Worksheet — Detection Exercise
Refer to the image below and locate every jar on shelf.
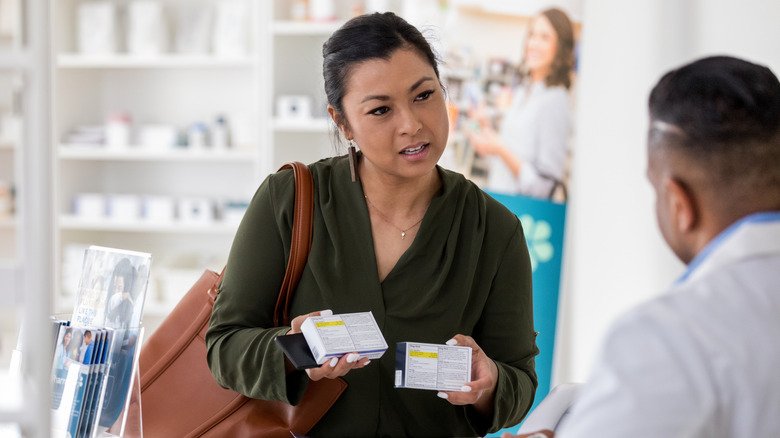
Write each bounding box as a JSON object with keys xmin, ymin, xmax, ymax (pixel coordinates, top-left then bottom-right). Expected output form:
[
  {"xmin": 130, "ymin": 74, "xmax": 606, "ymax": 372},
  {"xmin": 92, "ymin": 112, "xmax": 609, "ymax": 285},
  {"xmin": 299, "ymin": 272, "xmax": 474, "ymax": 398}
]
[
  {"xmin": 105, "ymin": 112, "xmax": 132, "ymax": 149},
  {"xmin": 187, "ymin": 122, "xmax": 209, "ymax": 150}
]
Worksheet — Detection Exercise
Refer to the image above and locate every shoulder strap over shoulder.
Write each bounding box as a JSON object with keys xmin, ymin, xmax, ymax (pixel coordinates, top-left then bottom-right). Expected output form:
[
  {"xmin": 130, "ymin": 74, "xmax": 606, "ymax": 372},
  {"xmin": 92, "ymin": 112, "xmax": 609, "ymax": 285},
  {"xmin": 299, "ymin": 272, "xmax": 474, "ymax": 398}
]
[{"xmin": 274, "ymin": 162, "xmax": 314, "ymax": 327}]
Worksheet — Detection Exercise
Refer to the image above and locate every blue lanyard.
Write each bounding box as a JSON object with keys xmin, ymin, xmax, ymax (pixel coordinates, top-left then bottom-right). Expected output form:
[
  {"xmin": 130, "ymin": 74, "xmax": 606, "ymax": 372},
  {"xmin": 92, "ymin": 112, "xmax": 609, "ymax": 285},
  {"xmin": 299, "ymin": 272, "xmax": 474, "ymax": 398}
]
[{"xmin": 676, "ymin": 211, "xmax": 780, "ymax": 284}]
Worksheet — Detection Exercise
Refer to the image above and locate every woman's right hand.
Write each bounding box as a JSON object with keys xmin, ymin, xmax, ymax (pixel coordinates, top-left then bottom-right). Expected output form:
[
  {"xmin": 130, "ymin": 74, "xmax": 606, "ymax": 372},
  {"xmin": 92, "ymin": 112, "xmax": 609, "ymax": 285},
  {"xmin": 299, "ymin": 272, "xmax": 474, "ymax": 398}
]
[{"xmin": 288, "ymin": 310, "xmax": 371, "ymax": 381}]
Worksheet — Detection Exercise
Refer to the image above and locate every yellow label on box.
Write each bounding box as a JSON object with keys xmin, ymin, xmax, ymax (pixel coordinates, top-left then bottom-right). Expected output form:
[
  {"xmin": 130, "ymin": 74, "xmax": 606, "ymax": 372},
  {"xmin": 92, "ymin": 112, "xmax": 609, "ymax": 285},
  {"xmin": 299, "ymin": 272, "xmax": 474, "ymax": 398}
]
[
  {"xmin": 409, "ymin": 351, "xmax": 438, "ymax": 359},
  {"xmin": 316, "ymin": 321, "xmax": 346, "ymax": 328}
]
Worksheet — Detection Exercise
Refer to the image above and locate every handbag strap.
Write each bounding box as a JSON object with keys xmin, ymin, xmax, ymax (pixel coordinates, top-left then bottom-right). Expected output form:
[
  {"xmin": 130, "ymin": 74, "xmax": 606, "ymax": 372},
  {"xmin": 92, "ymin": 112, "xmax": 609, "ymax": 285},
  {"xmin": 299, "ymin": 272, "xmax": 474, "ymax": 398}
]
[{"xmin": 273, "ymin": 162, "xmax": 314, "ymax": 327}]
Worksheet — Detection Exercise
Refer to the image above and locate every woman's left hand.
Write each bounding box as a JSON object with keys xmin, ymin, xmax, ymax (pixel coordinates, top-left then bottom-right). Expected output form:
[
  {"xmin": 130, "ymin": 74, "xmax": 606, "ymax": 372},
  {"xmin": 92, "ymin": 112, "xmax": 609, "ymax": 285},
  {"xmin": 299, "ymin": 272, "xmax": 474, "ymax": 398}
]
[{"xmin": 437, "ymin": 334, "xmax": 499, "ymax": 416}]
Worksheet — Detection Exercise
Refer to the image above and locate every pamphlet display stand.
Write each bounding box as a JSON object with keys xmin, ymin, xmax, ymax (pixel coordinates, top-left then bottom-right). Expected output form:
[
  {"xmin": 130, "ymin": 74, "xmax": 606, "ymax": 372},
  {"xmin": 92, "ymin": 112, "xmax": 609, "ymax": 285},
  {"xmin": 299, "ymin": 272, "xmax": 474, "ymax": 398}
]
[{"xmin": 105, "ymin": 327, "xmax": 145, "ymax": 438}]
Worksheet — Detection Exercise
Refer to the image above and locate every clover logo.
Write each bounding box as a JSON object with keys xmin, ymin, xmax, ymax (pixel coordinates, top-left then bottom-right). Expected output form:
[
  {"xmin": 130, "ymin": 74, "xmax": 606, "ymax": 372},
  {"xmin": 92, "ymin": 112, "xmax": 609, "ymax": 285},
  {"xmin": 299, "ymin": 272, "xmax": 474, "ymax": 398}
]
[{"xmin": 519, "ymin": 215, "xmax": 554, "ymax": 272}]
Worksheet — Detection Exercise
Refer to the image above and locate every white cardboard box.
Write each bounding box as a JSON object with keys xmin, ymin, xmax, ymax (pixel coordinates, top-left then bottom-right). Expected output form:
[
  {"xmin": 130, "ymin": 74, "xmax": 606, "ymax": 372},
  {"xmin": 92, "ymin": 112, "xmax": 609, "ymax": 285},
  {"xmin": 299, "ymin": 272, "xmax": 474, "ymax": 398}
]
[
  {"xmin": 395, "ymin": 342, "xmax": 472, "ymax": 391},
  {"xmin": 300, "ymin": 312, "xmax": 388, "ymax": 365}
]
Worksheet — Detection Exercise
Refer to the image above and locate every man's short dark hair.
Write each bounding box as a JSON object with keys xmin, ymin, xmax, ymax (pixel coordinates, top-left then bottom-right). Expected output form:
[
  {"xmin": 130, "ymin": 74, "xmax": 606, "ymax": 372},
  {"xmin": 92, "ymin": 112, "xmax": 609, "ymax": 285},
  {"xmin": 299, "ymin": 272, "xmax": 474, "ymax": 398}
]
[{"xmin": 648, "ymin": 55, "xmax": 780, "ymax": 191}]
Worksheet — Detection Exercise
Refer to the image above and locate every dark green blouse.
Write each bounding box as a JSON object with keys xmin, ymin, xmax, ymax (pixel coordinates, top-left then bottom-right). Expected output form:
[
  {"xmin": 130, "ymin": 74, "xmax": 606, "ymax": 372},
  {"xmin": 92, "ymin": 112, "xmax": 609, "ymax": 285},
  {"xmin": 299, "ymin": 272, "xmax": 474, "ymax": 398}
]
[{"xmin": 206, "ymin": 155, "xmax": 538, "ymax": 437}]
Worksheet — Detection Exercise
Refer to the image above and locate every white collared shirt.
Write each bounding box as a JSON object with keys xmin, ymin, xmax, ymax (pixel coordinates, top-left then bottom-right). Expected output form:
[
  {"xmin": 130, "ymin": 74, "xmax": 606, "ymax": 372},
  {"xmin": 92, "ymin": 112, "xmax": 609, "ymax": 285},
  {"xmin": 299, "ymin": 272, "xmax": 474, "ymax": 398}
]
[{"xmin": 558, "ymin": 213, "xmax": 780, "ymax": 437}]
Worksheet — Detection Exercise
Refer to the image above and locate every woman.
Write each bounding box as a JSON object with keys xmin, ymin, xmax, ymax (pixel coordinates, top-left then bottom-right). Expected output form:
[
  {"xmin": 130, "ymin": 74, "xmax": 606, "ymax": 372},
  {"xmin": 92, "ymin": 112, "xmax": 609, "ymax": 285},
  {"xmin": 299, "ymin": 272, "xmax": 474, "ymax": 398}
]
[
  {"xmin": 469, "ymin": 8, "xmax": 575, "ymax": 199},
  {"xmin": 206, "ymin": 12, "xmax": 538, "ymax": 436}
]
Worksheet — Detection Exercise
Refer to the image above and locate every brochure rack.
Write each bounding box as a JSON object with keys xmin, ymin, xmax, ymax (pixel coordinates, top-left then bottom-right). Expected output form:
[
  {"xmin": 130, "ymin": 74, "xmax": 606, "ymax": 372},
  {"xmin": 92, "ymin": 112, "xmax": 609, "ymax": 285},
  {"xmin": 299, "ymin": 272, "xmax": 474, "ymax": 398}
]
[{"xmin": 105, "ymin": 327, "xmax": 145, "ymax": 438}]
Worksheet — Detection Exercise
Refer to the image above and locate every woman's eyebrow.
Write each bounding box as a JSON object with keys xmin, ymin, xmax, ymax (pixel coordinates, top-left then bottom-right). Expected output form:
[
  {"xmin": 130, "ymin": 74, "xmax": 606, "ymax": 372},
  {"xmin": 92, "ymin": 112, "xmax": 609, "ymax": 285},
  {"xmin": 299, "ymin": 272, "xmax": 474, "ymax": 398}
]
[{"xmin": 359, "ymin": 76, "xmax": 435, "ymax": 104}]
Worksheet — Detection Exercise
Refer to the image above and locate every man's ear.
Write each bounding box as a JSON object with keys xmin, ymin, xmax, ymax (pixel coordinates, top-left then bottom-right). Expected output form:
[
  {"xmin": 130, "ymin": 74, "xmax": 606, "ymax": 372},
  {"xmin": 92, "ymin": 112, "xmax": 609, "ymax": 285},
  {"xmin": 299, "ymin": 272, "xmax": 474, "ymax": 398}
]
[
  {"xmin": 666, "ymin": 177, "xmax": 698, "ymax": 233},
  {"xmin": 327, "ymin": 105, "xmax": 352, "ymax": 140}
]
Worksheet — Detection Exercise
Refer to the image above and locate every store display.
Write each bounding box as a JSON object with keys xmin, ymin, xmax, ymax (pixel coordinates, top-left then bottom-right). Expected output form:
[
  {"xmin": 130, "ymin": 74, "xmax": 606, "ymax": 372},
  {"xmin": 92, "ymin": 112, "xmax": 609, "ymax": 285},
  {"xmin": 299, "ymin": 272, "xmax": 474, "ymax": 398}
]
[{"xmin": 51, "ymin": 246, "xmax": 151, "ymax": 438}]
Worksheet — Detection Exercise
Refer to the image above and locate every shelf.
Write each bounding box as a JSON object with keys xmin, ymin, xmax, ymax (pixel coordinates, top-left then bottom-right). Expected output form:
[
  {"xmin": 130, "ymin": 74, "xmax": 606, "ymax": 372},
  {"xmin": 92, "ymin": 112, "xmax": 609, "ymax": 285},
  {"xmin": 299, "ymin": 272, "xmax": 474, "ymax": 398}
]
[
  {"xmin": 272, "ymin": 118, "xmax": 331, "ymax": 133},
  {"xmin": 272, "ymin": 20, "xmax": 345, "ymax": 36},
  {"xmin": 58, "ymin": 146, "xmax": 257, "ymax": 163},
  {"xmin": 60, "ymin": 216, "xmax": 240, "ymax": 234},
  {"xmin": 56, "ymin": 54, "xmax": 254, "ymax": 69}
]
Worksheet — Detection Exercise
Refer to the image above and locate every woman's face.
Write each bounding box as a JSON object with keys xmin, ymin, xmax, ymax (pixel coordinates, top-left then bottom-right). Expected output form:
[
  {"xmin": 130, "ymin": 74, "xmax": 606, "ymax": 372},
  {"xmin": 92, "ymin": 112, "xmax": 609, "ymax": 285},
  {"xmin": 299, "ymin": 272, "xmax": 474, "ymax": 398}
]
[
  {"xmin": 334, "ymin": 48, "xmax": 449, "ymax": 182},
  {"xmin": 63, "ymin": 332, "xmax": 72, "ymax": 346},
  {"xmin": 524, "ymin": 15, "xmax": 559, "ymax": 75}
]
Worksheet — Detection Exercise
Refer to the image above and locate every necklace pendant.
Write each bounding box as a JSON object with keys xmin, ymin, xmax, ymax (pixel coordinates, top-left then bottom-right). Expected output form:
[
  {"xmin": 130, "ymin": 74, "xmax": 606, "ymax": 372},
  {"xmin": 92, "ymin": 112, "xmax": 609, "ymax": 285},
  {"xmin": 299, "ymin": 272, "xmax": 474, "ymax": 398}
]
[{"xmin": 401, "ymin": 231, "xmax": 406, "ymax": 239}]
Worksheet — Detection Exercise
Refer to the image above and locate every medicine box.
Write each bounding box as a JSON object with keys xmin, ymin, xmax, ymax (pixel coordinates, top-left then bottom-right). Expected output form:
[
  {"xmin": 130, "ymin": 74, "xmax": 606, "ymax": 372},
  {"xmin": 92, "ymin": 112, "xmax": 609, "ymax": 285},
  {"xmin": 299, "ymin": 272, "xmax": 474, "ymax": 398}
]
[
  {"xmin": 300, "ymin": 312, "xmax": 388, "ymax": 365},
  {"xmin": 395, "ymin": 342, "xmax": 472, "ymax": 391}
]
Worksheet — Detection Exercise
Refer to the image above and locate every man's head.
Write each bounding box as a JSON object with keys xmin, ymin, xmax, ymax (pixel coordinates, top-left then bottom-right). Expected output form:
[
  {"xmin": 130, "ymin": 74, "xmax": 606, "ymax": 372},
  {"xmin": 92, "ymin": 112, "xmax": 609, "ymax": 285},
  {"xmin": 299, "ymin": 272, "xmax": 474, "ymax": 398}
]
[{"xmin": 647, "ymin": 56, "xmax": 780, "ymax": 263}]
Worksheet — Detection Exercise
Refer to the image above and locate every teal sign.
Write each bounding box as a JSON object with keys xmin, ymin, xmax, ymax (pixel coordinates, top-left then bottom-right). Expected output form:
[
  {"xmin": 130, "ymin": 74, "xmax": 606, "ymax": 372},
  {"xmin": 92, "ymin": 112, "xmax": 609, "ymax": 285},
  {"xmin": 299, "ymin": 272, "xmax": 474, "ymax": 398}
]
[{"xmin": 487, "ymin": 193, "xmax": 567, "ymax": 437}]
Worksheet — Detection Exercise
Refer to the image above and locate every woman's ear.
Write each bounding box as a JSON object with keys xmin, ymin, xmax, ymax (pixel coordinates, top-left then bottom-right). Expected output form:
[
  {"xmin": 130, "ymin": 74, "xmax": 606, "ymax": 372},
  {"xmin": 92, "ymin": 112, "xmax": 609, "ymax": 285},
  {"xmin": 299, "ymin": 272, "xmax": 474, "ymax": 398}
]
[
  {"xmin": 327, "ymin": 105, "xmax": 352, "ymax": 140},
  {"xmin": 666, "ymin": 177, "xmax": 698, "ymax": 234}
]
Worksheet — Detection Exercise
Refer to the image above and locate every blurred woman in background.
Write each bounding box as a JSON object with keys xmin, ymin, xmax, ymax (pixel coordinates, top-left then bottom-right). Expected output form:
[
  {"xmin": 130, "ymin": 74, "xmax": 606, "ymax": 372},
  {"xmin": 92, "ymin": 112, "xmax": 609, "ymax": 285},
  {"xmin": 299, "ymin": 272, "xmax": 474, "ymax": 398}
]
[{"xmin": 468, "ymin": 8, "xmax": 575, "ymax": 199}]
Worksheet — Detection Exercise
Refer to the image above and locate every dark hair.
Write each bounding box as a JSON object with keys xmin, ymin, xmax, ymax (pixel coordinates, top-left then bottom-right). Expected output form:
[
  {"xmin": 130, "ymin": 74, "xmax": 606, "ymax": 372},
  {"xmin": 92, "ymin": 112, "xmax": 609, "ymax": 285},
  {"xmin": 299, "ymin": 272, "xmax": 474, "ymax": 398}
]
[
  {"xmin": 648, "ymin": 56, "xmax": 780, "ymax": 192},
  {"xmin": 522, "ymin": 8, "xmax": 575, "ymax": 89},
  {"xmin": 109, "ymin": 257, "xmax": 136, "ymax": 297},
  {"xmin": 322, "ymin": 12, "xmax": 441, "ymax": 124}
]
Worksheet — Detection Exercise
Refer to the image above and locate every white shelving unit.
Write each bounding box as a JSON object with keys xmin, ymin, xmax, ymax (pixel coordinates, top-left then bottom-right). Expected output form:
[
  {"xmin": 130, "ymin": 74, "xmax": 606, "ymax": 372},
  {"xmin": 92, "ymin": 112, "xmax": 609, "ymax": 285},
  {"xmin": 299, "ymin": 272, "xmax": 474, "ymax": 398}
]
[
  {"xmin": 51, "ymin": 0, "xmax": 265, "ymax": 332},
  {"xmin": 50, "ymin": 0, "xmax": 365, "ymax": 335}
]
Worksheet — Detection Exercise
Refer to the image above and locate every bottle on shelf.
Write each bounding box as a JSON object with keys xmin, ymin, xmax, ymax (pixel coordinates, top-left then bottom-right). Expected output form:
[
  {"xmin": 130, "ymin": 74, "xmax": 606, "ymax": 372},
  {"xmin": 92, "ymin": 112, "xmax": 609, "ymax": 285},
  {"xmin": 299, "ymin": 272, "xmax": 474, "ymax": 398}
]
[{"xmin": 212, "ymin": 115, "xmax": 231, "ymax": 150}]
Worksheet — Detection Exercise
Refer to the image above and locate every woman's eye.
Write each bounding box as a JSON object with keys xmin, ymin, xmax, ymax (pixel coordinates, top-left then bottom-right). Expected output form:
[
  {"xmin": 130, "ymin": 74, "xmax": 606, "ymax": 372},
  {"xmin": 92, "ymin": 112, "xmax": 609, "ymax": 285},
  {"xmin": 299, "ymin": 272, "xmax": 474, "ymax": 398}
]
[
  {"xmin": 415, "ymin": 90, "xmax": 434, "ymax": 101},
  {"xmin": 369, "ymin": 106, "xmax": 390, "ymax": 116}
]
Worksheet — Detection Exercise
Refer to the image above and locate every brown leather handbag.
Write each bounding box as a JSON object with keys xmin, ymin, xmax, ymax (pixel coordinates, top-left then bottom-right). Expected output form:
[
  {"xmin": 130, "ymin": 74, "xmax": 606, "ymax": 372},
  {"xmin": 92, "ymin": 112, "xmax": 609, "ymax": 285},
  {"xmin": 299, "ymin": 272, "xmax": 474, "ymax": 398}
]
[{"xmin": 135, "ymin": 162, "xmax": 347, "ymax": 437}]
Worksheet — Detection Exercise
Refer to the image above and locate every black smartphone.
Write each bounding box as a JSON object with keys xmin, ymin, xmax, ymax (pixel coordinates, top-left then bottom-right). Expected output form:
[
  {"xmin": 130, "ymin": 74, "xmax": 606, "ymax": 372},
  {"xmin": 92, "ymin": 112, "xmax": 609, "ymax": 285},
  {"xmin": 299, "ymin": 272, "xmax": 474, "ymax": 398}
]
[{"xmin": 274, "ymin": 333, "xmax": 320, "ymax": 370}]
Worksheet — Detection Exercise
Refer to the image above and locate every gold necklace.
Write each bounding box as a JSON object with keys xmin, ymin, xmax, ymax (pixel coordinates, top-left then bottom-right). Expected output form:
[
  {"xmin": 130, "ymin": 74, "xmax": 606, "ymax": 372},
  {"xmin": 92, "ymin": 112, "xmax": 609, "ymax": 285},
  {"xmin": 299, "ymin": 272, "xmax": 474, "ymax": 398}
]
[{"xmin": 364, "ymin": 195, "xmax": 424, "ymax": 239}]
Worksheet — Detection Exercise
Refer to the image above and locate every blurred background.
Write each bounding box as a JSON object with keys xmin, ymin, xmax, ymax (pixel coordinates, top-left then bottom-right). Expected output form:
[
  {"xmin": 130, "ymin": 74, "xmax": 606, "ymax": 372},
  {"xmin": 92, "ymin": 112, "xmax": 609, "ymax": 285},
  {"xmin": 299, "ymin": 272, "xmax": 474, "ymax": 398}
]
[{"xmin": 0, "ymin": 0, "xmax": 779, "ymax": 435}]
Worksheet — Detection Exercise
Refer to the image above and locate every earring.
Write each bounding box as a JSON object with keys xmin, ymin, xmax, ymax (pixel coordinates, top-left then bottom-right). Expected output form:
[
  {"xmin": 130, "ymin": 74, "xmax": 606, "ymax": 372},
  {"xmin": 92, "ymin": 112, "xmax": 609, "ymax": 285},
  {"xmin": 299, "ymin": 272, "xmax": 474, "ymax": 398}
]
[{"xmin": 348, "ymin": 139, "xmax": 358, "ymax": 183}]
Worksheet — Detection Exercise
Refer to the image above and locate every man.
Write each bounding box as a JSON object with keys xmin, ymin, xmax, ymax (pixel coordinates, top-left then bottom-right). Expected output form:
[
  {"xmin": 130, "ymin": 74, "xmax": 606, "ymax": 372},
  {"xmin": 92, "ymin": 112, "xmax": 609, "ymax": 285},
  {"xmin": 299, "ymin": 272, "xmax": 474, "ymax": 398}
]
[{"xmin": 512, "ymin": 56, "xmax": 780, "ymax": 437}]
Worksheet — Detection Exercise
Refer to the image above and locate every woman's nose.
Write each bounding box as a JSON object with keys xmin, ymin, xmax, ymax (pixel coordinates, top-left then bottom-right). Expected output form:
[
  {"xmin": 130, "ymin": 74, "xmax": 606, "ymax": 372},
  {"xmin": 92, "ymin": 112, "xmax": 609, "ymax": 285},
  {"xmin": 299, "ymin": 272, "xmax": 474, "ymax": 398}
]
[{"xmin": 399, "ymin": 107, "xmax": 422, "ymax": 136}]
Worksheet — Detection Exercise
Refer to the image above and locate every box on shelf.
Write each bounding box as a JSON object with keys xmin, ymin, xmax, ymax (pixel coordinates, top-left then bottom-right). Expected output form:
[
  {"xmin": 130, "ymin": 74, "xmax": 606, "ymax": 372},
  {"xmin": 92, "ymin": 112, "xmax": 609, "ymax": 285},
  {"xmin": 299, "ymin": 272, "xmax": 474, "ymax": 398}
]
[
  {"xmin": 107, "ymin": 194, "xmax": 141, "ymax": 221},
  {"xmin": 141, "ymin": 196, "xmax": 175, "ymax": 224},
  {"xmin": 395, "ymin": 342, "xmax": 472, "ymax": 391},
  {"xmin": 178, "ymin": 197, "xmax": 215, "ymax": 225},
  {"xmin": 77, "ymin": 1, "xmax": 118, "ymax": 54},
  {"xmin": 301, "ymin": 311, "xmax": 388, "ymax": 365},
  {"xmin": 139, "ymin": 124, "xmax": 177, "ymax": 150},
  {"xmin": 72, "ymin": 193, "xmax": 106, "ymax": 219}
]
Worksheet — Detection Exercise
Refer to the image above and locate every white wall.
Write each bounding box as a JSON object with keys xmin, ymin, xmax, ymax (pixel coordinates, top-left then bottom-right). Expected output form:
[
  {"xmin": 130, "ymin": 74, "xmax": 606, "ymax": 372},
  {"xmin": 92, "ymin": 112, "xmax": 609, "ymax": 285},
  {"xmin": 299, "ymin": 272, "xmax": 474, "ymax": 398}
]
[{"xmin": 555, "ymin": 0, "xmax": 780, "ymax": 384}]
